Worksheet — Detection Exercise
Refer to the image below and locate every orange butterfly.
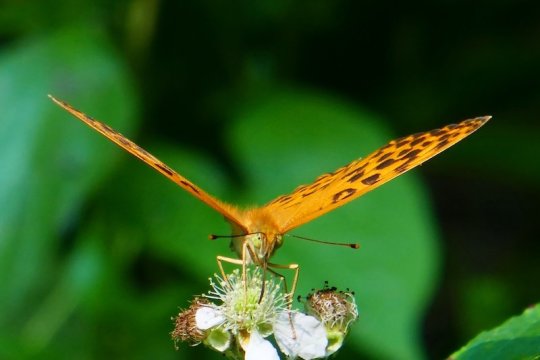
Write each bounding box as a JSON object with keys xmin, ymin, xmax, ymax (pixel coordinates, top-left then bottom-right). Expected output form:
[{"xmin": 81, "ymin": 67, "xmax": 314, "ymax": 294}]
[{"xmin": 49, "ymin": 95, "xmax": 489, "ymax": 296}]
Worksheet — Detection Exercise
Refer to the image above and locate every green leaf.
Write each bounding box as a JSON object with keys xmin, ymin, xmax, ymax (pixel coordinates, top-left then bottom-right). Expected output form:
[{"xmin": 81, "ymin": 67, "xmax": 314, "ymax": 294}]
[
  {"xmin": 451, "ymin": 304, "xmax": 540, "ymax": 360},
  {"xmin": 0, "ymin": 25, "xmax": 136, "ymax": 356}
]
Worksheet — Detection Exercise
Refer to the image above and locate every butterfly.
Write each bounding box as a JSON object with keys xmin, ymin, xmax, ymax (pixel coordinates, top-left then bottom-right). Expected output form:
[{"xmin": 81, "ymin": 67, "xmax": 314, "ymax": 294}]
[{"xmin": 49, "ymin": 95, "xmax": 489, "ymax": 296}]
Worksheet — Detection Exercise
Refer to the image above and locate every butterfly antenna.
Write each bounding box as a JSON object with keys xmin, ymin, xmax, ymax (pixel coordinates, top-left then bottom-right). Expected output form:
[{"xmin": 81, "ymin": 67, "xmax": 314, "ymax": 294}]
[
  {"xmin": 209, "ymin": 232, "xmax": 264, "ymax": 240},
  {"xmin": 287, "ymin": 234, "xmax": 360, "ymax": 249},
  {"xmin": 209, "ymin": 234, "xmax": 243, "ymax": 240}
]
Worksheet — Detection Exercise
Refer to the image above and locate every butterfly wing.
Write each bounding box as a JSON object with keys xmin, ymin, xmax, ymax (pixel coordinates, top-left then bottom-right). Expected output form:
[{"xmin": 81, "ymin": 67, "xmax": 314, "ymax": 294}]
[
  {"xmin": 49, "ymin": 95, "xmax": 245, "ymax": 229},
  {"xmin": 263, "ymin": 116, "xmax": 490, "ymax": 233}
]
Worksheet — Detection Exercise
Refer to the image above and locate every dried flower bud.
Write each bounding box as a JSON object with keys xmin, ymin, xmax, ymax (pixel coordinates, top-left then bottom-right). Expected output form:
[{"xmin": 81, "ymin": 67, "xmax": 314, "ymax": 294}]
[{"xmin": 171, "ymin": 297, "xmax": 209, "ymax": 348}]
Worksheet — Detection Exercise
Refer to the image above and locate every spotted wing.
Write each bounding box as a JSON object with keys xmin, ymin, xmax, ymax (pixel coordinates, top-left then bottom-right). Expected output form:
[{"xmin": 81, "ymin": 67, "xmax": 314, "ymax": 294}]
[
  {"xmin": 49, "ymin": 95, "xmax": 245, "ymax": 229},
  {"xmin": 263, "ymin": 116, "xmax": 490, "ymax": 233}
]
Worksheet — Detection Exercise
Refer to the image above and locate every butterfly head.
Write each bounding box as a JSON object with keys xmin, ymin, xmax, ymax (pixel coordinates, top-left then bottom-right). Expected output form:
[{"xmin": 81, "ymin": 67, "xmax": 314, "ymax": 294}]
[
  {"xmin": 229, "ymin": 230, "xmax": 283, "ymax": 264},
  {"xmin": 229, "ymin": 211, "xmax": 284, "ymax": 265}
]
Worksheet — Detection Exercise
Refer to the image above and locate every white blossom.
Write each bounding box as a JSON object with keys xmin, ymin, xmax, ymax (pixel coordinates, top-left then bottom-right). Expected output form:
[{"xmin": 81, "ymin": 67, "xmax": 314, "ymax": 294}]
[
  {"xmin": 274, "ymin": 311, "xmax": 327, "ymax": 359},
  {"xmin": 173, "ymin": 269, "xmax": 357, "ymax": 359}
]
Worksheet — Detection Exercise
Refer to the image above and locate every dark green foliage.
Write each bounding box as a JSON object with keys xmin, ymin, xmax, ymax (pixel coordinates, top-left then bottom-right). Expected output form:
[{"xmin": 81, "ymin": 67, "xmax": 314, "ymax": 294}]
[{"xmin": 1, "ymin": 1, "xmax": 539, "ymax": 359}]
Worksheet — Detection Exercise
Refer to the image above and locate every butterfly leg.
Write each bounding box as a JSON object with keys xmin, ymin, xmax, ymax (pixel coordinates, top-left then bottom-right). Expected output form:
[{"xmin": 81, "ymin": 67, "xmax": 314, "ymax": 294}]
[
  {"xmin": 216, "ymin": 255, "xmax": 244, "ymax": 286},
  {"xmin": 216, "ymin": 242, "xmax": 261, "ymax": 303},
  {"xmin": 266, "ymin": 263, "xmax": 300, "ymax": 340},
  {"xmin": 216, "ymin": 255, "xmax": 252, "ymax": 309},
  {"xmin": 267, "ymin": 262, "xmax": 300, "ymax": 308}
]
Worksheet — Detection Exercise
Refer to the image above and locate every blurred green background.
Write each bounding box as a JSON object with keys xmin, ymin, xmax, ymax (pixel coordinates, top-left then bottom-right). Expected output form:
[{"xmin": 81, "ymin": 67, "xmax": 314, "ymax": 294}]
[{"xmin": 1, "ymin": 1, "xmax": 539, "ymax": 359}]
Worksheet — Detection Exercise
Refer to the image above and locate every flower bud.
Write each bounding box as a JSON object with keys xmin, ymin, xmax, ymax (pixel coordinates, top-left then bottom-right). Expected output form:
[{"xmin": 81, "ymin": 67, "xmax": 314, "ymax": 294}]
[
  {"xmin": 171, "ymin": 297, "xmax": 210, "ymax": 348},
  {"xmin": 302, "ymin": 282, "xmax": 358, "ymax": 356}
]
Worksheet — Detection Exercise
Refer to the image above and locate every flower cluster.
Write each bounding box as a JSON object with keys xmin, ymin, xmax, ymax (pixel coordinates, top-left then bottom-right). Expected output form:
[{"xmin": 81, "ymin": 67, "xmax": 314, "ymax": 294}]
[{"xmin": 172, "ymin": 268, "xmax": 357, "ymax": 359}]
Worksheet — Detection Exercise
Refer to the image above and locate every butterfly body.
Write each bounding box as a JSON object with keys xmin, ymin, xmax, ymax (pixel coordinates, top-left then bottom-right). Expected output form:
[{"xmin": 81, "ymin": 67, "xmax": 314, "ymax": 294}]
[{"xmin": 49, "ymin": 95, "xmax": 489, "ymax": 276}]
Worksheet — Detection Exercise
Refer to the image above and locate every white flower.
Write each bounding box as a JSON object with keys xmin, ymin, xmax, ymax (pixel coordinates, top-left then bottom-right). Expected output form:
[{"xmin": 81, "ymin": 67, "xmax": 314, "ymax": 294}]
[
  {"xmin": 274, "ymin": 311, "xmax": 327, "ymax": 359},
  {"xmin": 190, "ymin": 267, "xmax": 328, "ymax": 359},
  {"xmin": 196, "ymin": 306, "xmax": 225, "ymax": 330},
  {"xmin": 203, "ymin": 268, "xmax": 285, "ymax": 335},
  {"xmin": 244, "ymin": 330, "xmax": 279, "ymax": 360}
]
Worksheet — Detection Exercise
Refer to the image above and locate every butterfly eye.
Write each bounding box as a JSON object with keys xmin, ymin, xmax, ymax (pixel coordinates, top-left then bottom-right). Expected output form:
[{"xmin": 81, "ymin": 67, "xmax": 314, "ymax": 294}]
[
  {"xmin": 246, "ymin": 233, "xmax": 264, "ymax": 248},
  {"xmin": 257, "ymin": 233, "xmax": 267, "ymax": 247}
]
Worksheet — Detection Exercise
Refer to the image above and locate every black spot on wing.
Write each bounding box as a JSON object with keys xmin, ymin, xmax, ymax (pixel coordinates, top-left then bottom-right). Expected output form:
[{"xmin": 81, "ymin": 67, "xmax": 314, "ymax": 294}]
[
  {"xmin": 276, "ymin": 195, "xmax": 293, "ymax": 204},
  {"xmin": 179, "ymin": 180, "xmax": 200, "ymax": 194},
  {"xmin": 155, "ymin": 162, "xmax": 174, "ymax": 176},
  {"xmin": 301, "ymin": 189, "xmax": 318, "ymax": 198},
  {"xmin": 332, "ymin": 188, "xmax": 356, "ymax": 203},
  {"xmin": 439, "ymin": 133, "xmax": 451, "ymax": 142},
  {"xmin": 100, "ymin": 122, "xmax": 116, "ymax": 134},
  {"xmin": 430, "ymin": 129, "xmax": 445, "ymax": 136},
  {"xmin": 398, "ymin": 149, "xmax": 411, "ymax": 157},
  {"xmin": 435, "ymin": 139, "xmax": 450, "ymax": 150},
  {"xmin": 401, "ymin": 149, "xmax": 421, "ymax": 160},
  {"xmin": 361, "ymin": 173, "xmax": 380, "ymax": 185},
  {"xmin": 410, "ymin": 136, "xmax": 426, "ymax": 147},
  {"xmin": 376, "ymin": 158, "xmax": 396, "ymax": 170},
  {"xmin": 377, "ymin": 152, "xmax": 393, "ymax": 163},
  {"xmin": 395, "ymin": 140, "xmax": 409, "ymax": 148},
  {"xmin": 347, "ymin": 170, "xmax": 365, "ymax": 183},
  {"xmin": 116, "ymin": 136, "xmax": 131, "ymax": 147}
]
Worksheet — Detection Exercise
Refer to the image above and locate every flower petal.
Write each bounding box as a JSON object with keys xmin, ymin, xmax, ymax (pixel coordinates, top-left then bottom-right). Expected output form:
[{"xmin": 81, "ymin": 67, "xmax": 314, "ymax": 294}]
[
  {"xmin": 195, "ymin": 306, "xmax": 225, "ymax": 330},
  {"xmin": 245, "ymin": 331, "xmax": 280, "ymax": 360},
  {"xmin": 274, "ymin": 312, "xmax": 327, "ymax": 360}
]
